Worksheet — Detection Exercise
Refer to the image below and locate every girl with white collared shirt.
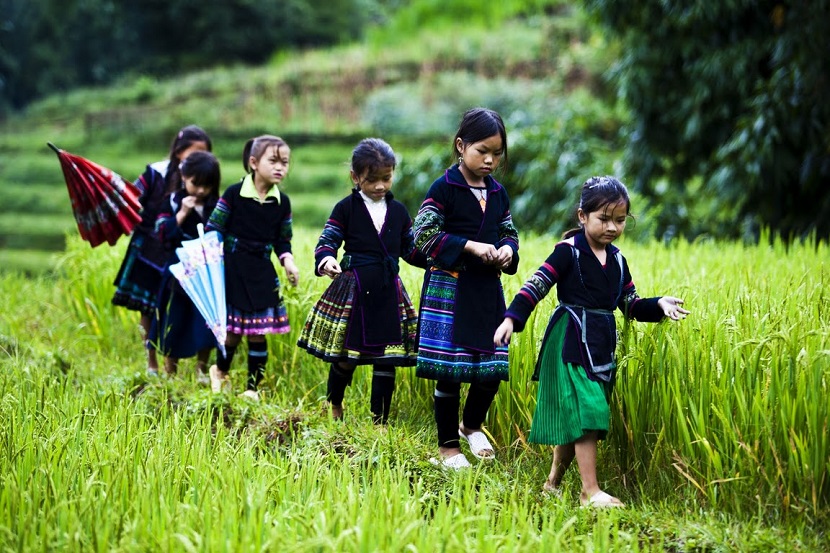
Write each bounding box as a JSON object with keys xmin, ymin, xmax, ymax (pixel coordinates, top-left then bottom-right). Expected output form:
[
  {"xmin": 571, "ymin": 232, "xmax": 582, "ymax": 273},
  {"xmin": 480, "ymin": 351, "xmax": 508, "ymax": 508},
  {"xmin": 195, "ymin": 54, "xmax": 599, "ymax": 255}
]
[
  {"xmin": 205, "ymin": 135, "xmax": 300, "ymax": 401},
  {"xmin": 298, "ymin": 138, "xmax": 428, "ymax": 424}
]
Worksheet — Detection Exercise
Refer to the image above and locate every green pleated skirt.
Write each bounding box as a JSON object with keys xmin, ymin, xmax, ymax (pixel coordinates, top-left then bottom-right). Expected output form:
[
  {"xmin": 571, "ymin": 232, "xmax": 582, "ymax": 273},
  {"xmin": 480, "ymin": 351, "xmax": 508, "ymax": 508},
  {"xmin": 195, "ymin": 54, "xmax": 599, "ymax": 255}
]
[{"xmin": 528, "ymin": 316, "xmax": 612, "ymax": 445}]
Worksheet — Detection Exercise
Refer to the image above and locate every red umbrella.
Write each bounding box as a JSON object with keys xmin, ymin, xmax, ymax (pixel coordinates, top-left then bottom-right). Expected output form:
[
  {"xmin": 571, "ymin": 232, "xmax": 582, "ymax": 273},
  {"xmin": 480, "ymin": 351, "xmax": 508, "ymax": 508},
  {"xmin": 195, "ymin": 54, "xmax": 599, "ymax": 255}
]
[{"xmin": 48, "ymin": 142, "xmax": 143, "ymax": 247}]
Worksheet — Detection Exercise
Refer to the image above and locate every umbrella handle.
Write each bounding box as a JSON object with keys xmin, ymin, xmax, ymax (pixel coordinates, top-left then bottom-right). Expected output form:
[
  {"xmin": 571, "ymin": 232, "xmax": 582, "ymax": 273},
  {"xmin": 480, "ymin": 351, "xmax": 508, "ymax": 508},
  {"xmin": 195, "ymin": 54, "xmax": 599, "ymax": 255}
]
[{"xmin": 47, "ymin": 142, "xmax": 61, "ymax": 155}]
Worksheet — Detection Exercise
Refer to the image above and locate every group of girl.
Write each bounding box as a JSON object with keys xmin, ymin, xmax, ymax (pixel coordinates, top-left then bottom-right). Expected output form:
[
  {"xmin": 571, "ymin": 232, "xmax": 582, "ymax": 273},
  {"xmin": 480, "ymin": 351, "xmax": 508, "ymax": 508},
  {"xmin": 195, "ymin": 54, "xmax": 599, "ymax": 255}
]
[{"xmin": 111, "ymin": 108, "xmax": 688, "ymax": 509}]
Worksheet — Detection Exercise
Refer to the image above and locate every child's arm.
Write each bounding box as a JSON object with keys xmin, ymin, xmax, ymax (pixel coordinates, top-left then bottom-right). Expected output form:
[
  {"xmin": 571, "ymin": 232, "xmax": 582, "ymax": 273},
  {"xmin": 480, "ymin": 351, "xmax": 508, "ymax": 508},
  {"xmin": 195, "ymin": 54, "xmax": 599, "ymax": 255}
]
[
  {"xmin": 314, "ymin": 201, "xmax": 347, "ymax": 277},
  {"xmin": 400, "ymin": 208, "xmax": 430, "ymax": 269},
  {"xmin": 414, "ymin": 181, "xmax": 496, "ymax": 266},
  {"xmin": 154, "ymin": 193, "xmax": 183, "ymax": 245},
  {"xmin": 205, "ymin": 193, "xmax": 231, "ymax": 235},
  {"xmin": 281, "ymin": 253, "xmax": 299, "ymax": 286},
  {"xmin": 619, "ymin": 258, "xmax": 689, "ymax": 321},
  {"xmin": 274, "ymin": 196, "xmax": 298, "ymax": 286},
  {"xmin": 657, "ymin": 296, "xmax": 689, "ymax": 320},
  {"xmin": 175, "ymin": 196, "xmax": 199, "ymax": 228},
  {"xmin": 493, "ymin": 318, "xmax": 514, "ymax": 346},
  {"xmin": 493, "ymin": 244, "xmax": 571, "ymax": 346},
  {"xmin": 494, "ymin": 191, "xmax": 520, "ymax": 274}
]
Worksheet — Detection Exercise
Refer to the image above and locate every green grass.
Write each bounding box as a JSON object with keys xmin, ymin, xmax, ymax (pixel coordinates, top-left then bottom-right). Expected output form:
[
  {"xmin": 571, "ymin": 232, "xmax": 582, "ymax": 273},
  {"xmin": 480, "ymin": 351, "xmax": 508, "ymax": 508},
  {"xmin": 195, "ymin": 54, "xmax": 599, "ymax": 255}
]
[{"xmin": 0, "ymin": 230, "xmax": 827, "ymax": 550}]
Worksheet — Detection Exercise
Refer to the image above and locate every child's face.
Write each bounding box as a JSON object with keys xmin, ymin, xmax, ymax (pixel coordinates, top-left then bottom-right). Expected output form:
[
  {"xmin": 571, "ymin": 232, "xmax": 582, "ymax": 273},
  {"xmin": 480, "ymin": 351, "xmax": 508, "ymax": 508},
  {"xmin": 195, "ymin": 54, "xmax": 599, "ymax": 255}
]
[
  {"xmin": 183, "ymin": 175, "xmax": 213, "ymax": 204},
  {"xmin": 578, "ymin": 200, "xmax": 628, "ymax": 249},
  {"xmin": 352, "ymin": 165, "xmax": 394, "ymax": 201},
  {"xmin": 250, "ymin": 145, "xmax": 290, "ymax": 186},
  {"xmin": 179, "ymin": 141, "xmax": 209, "ymax": 162},
  {"xmin": 456, "ymin": 133, "xmax": 504, "ymax": 179}
]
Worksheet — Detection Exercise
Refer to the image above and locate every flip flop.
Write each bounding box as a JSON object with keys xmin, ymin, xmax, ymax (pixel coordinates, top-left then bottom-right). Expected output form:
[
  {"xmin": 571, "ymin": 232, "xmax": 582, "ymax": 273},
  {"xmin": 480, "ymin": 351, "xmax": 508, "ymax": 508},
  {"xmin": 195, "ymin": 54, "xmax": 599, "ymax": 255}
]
[
  {"xmin": 458, "ymin": 428, "xmax": 495, "ymax": 460},
  {"xmin": 429, "ymin": 453, "xmax": 471, "ymax": 470},
  {"xmin": 580, "ymin": 490, "xmax": 624, "ymax": 508}
]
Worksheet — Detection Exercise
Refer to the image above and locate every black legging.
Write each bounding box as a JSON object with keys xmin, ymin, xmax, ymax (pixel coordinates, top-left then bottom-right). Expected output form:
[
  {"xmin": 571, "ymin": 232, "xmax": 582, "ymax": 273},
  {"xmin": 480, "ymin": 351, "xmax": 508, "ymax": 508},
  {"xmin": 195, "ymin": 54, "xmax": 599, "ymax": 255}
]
[
  {"xmin": 433, "ymin": 379, "xmax": 501, "ymax": 449},
  {"xmin": 327, "ymin": 363, "xmax": 396, "ymax": 424}
]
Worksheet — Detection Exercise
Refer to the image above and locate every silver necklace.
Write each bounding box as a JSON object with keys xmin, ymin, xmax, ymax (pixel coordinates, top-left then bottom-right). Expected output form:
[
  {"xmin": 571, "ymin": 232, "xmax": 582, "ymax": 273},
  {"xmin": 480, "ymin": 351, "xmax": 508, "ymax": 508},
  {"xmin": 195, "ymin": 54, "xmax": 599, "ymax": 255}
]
[{"xmin": 470, "ymin": 187, "xmax": 487, "ymax": 211}]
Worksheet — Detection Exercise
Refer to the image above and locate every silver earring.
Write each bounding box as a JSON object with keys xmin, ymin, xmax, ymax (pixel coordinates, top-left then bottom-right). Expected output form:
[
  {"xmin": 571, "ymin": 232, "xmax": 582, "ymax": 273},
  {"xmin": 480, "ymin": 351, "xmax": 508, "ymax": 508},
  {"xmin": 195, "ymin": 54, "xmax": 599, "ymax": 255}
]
[{"xmin": 458, "ymin": 156, "xmax": 463, "ymax": 166}]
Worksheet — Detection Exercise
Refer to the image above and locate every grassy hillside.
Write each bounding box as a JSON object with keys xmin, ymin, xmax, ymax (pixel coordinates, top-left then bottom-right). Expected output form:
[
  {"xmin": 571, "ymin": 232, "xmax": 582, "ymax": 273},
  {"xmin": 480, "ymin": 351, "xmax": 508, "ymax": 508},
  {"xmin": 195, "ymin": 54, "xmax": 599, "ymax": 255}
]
[
  {"xmin": 1, "ymin": 230, "xmax": 827, "ymax": 549},
  {"xmin": 0, "ymin": 6, "xmax": 597, "ymax": 274}
]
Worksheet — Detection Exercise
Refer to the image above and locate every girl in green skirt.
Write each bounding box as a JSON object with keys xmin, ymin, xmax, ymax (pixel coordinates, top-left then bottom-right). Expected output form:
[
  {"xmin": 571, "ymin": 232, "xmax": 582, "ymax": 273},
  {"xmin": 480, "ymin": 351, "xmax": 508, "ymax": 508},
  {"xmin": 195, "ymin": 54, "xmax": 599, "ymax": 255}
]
[{"xmin": 494, "ymin": 176, "xmax": 688, "ymax": 507}]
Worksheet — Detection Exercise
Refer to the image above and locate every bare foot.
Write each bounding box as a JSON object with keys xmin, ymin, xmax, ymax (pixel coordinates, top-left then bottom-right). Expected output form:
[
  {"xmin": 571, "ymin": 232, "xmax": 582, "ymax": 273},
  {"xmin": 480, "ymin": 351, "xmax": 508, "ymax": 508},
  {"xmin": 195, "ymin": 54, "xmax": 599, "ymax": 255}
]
[{"xmin": 542, "ymin": 480, "xmax": 563, "ymax": 498}]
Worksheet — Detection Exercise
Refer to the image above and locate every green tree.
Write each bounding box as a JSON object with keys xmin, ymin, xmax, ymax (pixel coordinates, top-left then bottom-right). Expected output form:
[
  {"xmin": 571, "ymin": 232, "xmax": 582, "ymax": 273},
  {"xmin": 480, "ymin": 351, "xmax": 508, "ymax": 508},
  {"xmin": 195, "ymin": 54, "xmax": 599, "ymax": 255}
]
[
  {"xmin": 585, "ymin": 0, "xmax": 830, "ymax": 240},
  {"xmin": 0, "ymin": 0, "xmax": 393, "ymax": 113}
]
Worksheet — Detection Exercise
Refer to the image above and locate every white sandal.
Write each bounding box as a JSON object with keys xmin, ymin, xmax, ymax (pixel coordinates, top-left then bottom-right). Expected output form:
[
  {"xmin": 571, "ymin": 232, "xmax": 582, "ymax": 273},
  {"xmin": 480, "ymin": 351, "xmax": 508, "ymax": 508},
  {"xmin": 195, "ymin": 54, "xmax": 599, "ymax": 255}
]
[
  {"xmin": 459, "ymin": 428, "xmax": 495, "ymax": 459},
  {"xmin": 429, "ymin": 453, "xmax": 471, "ymax": 470},
  {"xmin": 580, "ymin": 490, "xmax": 624, "ymax": 508}
]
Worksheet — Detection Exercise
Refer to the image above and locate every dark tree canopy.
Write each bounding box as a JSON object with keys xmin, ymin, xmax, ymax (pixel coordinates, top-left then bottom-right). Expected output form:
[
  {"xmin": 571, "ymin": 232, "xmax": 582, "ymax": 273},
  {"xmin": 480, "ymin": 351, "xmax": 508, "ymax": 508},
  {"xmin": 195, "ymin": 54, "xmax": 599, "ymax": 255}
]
[
  {"xmin": 0, "ymin": 0, "xmax": 391, "ymax": 113},
  {"xmin": 585, "ymin": 0, "xmax": 830, "ymax": 240}
]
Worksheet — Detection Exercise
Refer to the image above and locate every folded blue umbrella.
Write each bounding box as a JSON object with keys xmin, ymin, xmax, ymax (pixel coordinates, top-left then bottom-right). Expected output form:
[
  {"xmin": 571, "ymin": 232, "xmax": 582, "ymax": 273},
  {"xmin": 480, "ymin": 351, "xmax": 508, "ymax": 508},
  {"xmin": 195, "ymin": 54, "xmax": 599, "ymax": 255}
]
[{"xmin": 168, "ymin": 224, "xmax": 227, "ymax": 357}]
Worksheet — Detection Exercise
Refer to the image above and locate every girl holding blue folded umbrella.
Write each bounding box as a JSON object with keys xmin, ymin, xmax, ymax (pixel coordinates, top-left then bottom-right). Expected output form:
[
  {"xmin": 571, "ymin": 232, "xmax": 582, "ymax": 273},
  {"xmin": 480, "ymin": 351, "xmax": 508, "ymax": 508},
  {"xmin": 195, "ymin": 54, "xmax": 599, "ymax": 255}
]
[
  {"xmin": 112, "ymin": 125, "xmax": 212, "ymax": 376},
  {"xmin": 153, "ymin": 150, "xmax": 221, "ymax": 379}
]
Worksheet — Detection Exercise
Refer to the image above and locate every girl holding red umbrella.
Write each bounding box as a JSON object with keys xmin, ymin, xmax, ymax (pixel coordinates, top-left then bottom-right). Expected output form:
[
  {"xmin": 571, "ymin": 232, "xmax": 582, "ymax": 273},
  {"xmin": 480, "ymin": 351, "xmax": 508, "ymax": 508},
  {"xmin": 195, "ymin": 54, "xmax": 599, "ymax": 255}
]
[{"xmin": 111, "ymin": 125, "xmax": 212, "ymax": 376}]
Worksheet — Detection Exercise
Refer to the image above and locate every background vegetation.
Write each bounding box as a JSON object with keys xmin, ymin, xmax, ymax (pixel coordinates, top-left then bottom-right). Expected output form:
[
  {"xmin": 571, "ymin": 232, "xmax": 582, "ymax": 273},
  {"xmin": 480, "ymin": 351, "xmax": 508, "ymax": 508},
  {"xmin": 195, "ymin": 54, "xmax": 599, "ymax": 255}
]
[{"xmin": 2, "ymin": 1, "xmax": 829, "ymax": 276}]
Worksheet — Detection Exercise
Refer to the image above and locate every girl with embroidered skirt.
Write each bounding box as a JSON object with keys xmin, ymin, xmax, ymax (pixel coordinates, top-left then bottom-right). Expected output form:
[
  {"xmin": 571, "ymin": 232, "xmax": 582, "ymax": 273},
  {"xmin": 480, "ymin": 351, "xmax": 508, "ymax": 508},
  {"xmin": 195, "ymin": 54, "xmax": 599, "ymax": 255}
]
[
  {"xmin": 494, "ymin": 176, "xmax": 689, "ymax": 507},
  {"xmin": 152, "ymin": 151, "xmax": 221, "ymax": 380},
  {"xmin": 298, "ymin": 138, "xmax": 429, "ymax": 424},
  {"xmin": 112, "ymin": 125, "xmax": 212, "ymax": 376},
  {"xmin": 414, "ymin": 108, "xmax": 520, "ymax": 468},
  {"xmin": 205, "ymin": 135, "xmax": 300, "ymax": 401}
]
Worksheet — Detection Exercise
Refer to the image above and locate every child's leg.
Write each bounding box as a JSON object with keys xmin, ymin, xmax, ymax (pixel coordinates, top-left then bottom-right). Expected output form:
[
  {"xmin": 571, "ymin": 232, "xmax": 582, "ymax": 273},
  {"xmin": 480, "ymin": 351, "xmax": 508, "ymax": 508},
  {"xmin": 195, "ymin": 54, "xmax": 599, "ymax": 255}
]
[
  {"xmin": 210, "ymin": 333, "xmax": 241, "ymax": 392},
  {"xmin": 326, "ymin": 362, "xmax": 355, "ymax": 419},
  {"xmin": 460, "ymin": 380, "xmax": 500, "ymax": 432},
  {"xmin": 574, "ymin": 431, "xmax": 622, "ymax": 505},
  {"xmin": 246, "ymin": 336, "xmax": 267, "ymax": 391},
  {"xmin": 140, "ymin": 313, "xmax": 158, "ymax": 371},
  {"xmin": 370, "ymin": 365, "xmax": 395, "ymax": 424},
  {"xmin": 547, "ymin": 443, "xmax": 576, "ymax": 489},
  {"xmin": 574, "ymin": 431, "xmax": 600, "ymax": 497},
  {"xmin": 216, "ymin": 333, "xmax": 242, "ymax": 373},
  {"xmin": 196, "ymin": 347, "xmax": 212, "ymax": 376},
  {"xmin": 434, "ymin": 380, "xmax": 462, "ymax": 457},
  {"xmin": 163, "ymin": 357, "xmax": 178, "ymax": 375}
]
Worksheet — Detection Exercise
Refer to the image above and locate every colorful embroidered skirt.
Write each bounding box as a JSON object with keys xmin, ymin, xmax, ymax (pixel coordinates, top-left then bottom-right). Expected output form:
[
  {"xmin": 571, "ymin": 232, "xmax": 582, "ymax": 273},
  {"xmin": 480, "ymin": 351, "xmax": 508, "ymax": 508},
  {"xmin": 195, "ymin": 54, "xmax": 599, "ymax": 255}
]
[
  {"xmin": 415, "ymin": 269, "xmax": 509, "ymax": 383},
  {"xmin": 111, "ymin": 234, "xmax": 164, "ymax": 315},
  {"xmin": 528, "ymin": 316, "xmax": 611, "ymax": 445},
  {"xmin": 227, "ymin": 304, "xmax": 290, "ymax": 335},
  {"xmin": 297, "ymin": 271, "xmax": 418, "ymax": 365}
]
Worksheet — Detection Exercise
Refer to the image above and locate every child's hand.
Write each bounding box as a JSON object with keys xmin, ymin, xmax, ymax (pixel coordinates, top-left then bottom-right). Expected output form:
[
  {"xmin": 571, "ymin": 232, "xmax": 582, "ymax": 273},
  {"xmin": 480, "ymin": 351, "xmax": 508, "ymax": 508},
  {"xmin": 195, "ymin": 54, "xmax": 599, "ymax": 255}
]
[
  {"xmin": 658, "ymin": 296, "xmax": 689, "ymax": 320},
  {"xmin": 320, "ymin": 257, "xmax": 342, "ymax": 279},
  {"xmin": 181, "ymin": 196, "xmax": 199, "ymax": 212},
  {"xmin": 283, "ymin": 257, "xmax": 300, "ymax": 287},
  {"xmin": 495, "ymin": 245, "xmax": 513, "ymax": 269},
  {"xmin": 464, "ymin": 240, "xmax": 498, "ymax": 264},
  {"xmin": 493, "ymin": 318, "xmax": 514, "ymax": 346}
]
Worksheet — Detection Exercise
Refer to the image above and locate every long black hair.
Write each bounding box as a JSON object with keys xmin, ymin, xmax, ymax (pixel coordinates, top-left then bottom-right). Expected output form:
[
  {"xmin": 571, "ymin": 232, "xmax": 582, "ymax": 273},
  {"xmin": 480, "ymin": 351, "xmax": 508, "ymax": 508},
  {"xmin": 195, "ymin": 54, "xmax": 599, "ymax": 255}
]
[
  {"xmin": 562, "ymin": 176, "xmax": 631, "ymax": 239},
  {"xmin": 451, "ymin": 107, "xmax": 508, "ymax": 171},
  {"xmin": 165, "ymin": 125, "xmax": 212, "ymax": 193},
  {"xmin": 350, "ymin": 138, "xmax": 396, "ymax": 188},
  {"xmin": 179, "ymin": 151, "xmax": 221, "ymax": 199},
  {"xmin": 241, "ymin": 135, "xmax": 290, "ymax": 173}
]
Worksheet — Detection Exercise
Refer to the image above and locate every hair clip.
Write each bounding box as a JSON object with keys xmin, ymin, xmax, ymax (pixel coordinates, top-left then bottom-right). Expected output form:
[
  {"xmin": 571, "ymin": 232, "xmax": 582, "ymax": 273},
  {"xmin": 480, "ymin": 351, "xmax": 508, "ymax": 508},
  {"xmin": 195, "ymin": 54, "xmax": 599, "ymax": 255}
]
[{"xmin": 588, "ymin": 176, "xmax": 610, "ymax": 189}]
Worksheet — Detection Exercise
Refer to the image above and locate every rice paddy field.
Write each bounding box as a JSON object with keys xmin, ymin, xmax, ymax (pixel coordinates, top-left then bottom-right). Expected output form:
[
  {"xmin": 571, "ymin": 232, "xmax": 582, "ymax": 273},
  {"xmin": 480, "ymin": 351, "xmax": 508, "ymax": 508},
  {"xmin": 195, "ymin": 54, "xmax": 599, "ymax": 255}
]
[{"xmin": 0, "ymin": 228, "xmax": 827, "ymax": 551}]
